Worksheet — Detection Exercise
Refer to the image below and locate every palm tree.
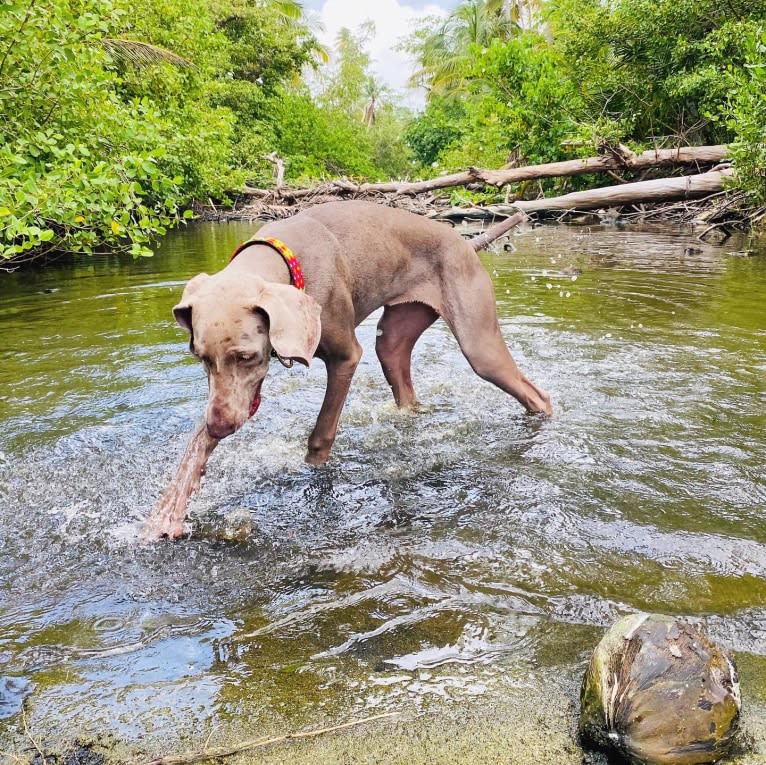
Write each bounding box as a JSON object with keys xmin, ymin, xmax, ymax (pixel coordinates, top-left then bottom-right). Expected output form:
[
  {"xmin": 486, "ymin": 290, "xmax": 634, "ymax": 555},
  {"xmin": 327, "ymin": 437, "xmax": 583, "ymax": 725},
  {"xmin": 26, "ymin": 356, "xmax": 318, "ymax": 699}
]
[
  {"xmin": 410, "ymin": 0, "xmax": 539, "ymax": 96},
  {"xmin": 363, "ymin": 77, "xmax": 387, "ymax": 128},
  {"xmin": 268, "ymin": 0, "xmax": 305, "ymax": 24},
  {"xmin": 101, "ymin": 39, "xmax": 192, "ymax": 69}
]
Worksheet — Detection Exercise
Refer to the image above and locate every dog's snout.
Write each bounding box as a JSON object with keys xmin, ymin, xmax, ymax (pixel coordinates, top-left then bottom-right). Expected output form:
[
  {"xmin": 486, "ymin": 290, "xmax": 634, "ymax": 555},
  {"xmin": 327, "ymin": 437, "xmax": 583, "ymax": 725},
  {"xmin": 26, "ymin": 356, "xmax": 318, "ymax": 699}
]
[{"xmin": 206, "ymin": 401, "xmax": 239, "ymax": 439}]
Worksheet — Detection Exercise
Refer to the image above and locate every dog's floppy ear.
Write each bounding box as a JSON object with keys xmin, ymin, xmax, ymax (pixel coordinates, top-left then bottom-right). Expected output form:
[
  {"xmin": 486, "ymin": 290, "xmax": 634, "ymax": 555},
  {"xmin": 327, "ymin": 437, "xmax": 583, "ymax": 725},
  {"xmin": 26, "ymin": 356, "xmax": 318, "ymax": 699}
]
[
  {"xmin": 254, "ymin": 281, "xmax": 322, "ymax": 367},
  {"xmin": 173, "ymin": 273, "xmax": 210, "ymax": 333}
]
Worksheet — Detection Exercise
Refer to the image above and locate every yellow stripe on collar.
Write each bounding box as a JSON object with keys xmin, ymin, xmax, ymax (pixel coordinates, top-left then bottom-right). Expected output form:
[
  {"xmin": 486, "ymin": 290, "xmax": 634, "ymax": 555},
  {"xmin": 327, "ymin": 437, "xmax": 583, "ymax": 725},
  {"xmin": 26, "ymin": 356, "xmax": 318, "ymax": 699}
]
[{"xmin": 230, "ymin": 237, "xmax": 305, "ymax": 291}]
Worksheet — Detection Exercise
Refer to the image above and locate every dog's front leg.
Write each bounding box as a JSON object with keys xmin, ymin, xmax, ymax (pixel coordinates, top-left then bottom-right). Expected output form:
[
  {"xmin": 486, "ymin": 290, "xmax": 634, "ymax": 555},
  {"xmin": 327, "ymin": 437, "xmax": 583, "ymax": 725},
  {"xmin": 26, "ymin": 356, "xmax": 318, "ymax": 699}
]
[
  {"xmin": 141, "ymin": 421, "xmax": 219, "ymax": 540},
  {"xmin": 306, "ymin": 342, "xmax": 362, "ymax": 466}
]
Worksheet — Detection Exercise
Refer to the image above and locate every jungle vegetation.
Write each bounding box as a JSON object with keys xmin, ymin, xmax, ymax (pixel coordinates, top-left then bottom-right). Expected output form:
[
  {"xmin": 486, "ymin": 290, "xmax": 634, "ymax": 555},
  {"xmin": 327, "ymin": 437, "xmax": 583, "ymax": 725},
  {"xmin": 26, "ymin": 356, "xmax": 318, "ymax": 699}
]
[{"xmin": 1, "ymin": 0, "xmax": 764, "ymax": 261}]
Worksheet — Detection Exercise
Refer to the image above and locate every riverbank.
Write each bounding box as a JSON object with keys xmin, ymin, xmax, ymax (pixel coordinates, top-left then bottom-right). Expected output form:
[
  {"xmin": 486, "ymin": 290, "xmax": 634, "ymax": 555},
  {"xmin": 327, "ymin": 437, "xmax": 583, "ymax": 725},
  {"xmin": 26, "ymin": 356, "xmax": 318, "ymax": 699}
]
[
  {"xmin": 192, "ymin": 188, "xmax": 765, "ymax": 248},
  {"xmin": 13, "ymin": 656, "xmax": 766, "ymax": 764}
]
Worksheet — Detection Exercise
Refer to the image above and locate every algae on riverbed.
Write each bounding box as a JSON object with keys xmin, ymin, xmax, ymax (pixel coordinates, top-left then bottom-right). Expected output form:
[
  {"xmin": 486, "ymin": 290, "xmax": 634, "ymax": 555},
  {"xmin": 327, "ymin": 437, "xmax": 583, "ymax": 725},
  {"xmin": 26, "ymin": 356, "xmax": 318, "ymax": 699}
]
[{"xmin": 1, "ymin": 221, "xmax": 765, "ymax": 763}]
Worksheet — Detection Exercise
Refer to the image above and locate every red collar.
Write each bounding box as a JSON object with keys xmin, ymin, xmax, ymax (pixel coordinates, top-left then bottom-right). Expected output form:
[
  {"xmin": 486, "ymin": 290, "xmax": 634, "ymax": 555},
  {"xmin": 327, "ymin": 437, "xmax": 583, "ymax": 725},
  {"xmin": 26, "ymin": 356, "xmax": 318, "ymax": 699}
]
[{"xmin": 229, "ymin": 237, "xmax": 305, "ymax": 290}]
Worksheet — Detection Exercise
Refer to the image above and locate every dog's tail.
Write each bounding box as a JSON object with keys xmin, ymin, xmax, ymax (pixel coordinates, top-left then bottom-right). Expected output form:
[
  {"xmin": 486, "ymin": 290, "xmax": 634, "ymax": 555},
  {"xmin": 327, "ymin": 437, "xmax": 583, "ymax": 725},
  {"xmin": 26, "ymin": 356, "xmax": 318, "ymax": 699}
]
[{"xmin": 469, "ymin": 211, "xmax": 526, "ymax": 252}]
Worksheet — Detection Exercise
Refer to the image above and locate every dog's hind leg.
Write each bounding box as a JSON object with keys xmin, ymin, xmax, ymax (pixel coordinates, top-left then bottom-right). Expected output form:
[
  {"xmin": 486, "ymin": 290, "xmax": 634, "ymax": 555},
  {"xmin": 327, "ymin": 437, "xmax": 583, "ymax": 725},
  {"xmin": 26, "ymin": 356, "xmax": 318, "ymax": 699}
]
[
  {"xmin": 442, "ymin": 264, "xmax": 552, "ymax": 415},
  {"xmin": 375, "ymin": 302, "xmax": 439, "ymax": 408}
]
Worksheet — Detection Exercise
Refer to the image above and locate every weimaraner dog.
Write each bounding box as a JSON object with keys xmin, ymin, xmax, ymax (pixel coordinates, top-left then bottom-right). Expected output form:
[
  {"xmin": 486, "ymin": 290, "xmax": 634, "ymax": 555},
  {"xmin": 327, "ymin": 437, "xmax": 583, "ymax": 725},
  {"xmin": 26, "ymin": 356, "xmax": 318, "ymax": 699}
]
[{"xmin": 142, "ymin": 201, "xmax": 551, "ymax": 539}]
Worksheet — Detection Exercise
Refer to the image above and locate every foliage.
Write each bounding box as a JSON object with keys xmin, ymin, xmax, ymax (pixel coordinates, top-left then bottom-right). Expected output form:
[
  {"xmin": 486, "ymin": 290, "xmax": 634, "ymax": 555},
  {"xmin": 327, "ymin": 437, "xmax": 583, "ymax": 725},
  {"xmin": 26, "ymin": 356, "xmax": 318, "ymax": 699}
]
[
  {"xmin": 3, "ymin": 0, "xmax": 765, "ymax": 263},
  {"xmin": 368, "ymin": 105, "xmax": 418, "ymax": 180},
  {"xmin": 111, "ymin": 0, "xmax": 320, "ymax": 196},
  {"xmin": 0, "ymin": 2, "xmax": 420, "ymax": 261},
  {"xmin": 546, "ymin": 0, "xmax": 766, "ymax": 144},
  {"xmin": 406, "ymin": 33, "xmax": 583, "ymax": 179},
  {"xmin": 405, "ymin": 96, "xmax": 467, "ymax": 167},
  {"xmin": 407, "ymin": 0, "xmax": 519, "ymax": 95},
  {"xmin": 0, "ymin": 0, "xmax": 191, "ymax": 260},
  {"xmin": 726, "ymin": 27, "xmax": 766, "ymax": 204},
  {"xmin": 319, "ymin": 23, "xmax": 377, "ymax": 117},
  {"xmin": 285, "ymin": 22, "xmax": 415, "ymax": 182},
  {"xmin": 405, "ymin": 0, "xmax": 766, "ymax": 204},
  {"xmin": 443, "ymin": 35, "xmax": 583, "ymax": 168},
  {"xmin": 267, "ymin": 88, "xmax": 378, "ymax": 181}
]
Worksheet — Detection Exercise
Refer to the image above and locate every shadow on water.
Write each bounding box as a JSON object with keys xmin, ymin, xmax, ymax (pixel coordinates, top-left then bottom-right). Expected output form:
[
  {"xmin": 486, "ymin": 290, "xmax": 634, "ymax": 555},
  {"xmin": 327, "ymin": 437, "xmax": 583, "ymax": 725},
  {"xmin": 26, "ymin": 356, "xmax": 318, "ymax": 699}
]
[{"xmin": 0, "ymin": 220, "xmax": 765, "ymax": 760}]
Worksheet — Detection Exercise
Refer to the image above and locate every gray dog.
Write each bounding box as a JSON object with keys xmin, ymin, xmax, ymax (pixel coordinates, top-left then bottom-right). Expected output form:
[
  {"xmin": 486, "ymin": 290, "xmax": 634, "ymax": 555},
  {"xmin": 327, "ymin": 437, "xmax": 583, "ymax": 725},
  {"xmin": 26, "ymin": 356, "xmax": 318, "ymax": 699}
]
[{"xmin": 143, "ymin": 201, "xmax": 551, "ymax": 539}]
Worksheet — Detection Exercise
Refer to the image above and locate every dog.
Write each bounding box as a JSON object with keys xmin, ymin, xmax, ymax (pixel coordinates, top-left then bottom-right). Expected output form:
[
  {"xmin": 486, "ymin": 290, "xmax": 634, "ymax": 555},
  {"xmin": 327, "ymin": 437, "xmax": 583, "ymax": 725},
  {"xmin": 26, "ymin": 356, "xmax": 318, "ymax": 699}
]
[{"xmin": 142, "ymin": 201, "xmax": 551, "ymax": 539}]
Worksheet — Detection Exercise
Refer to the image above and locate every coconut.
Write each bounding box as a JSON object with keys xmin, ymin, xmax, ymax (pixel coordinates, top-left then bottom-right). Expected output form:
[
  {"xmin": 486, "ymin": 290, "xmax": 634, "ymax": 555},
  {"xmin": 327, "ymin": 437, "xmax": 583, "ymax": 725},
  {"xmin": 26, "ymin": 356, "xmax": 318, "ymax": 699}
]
[{"xmin": 580, "ymin": 613, "xmax": 741, "ymax": 765}]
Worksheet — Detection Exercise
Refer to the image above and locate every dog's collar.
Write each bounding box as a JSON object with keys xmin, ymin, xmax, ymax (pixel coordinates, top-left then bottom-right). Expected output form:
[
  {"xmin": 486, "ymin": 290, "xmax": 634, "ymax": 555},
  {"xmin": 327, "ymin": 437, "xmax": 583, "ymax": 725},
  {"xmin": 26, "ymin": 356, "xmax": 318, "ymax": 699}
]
[{"xmin": 229, "ymin": 237, "xmax": 305, "ymax": 291}]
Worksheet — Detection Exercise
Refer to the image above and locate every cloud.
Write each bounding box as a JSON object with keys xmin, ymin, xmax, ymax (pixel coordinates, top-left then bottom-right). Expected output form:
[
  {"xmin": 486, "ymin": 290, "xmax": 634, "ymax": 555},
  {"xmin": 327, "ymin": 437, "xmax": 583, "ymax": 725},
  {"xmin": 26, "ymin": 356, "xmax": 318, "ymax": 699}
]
[{"xmin": 314, "ymin": 0, "xmax": 448, "ymax": 109}]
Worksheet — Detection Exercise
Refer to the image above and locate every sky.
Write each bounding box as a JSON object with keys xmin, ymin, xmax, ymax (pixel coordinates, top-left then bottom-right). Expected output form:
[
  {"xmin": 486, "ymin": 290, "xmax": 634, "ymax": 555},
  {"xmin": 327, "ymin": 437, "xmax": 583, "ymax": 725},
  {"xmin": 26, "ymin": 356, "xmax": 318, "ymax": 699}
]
[{"xmin": 302, "ymin": 0, "xmax": 459, "ymax": 108}]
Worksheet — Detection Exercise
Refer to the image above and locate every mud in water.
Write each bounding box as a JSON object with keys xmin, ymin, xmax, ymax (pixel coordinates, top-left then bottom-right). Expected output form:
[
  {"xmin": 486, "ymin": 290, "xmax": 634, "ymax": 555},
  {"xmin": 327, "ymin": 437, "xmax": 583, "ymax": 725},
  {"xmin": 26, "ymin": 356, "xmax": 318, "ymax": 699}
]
[{"xmin": 0, "ymin": 221, "xmax": 765, "ymax": 763}]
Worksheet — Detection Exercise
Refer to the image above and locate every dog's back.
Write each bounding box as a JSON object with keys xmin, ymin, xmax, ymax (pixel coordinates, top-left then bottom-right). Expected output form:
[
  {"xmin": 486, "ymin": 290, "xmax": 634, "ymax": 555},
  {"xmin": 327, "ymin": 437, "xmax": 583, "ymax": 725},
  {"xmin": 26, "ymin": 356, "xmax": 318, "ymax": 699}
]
[{"xmin": 257, "ymin": 200, "xmax": 481, "ymax": 325}]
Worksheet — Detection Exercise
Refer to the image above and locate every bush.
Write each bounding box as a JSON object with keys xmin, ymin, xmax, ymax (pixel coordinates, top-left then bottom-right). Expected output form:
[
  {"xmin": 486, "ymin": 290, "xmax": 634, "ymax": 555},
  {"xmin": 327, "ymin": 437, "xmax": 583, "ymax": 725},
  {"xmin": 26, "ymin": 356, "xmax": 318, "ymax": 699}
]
[
  {"xmin": 405, "ymin": 96, "xmax": 467, "ymax": 168},
  {"xmin": 267, "ymin": 89, "xmax": 378, "ymax": 182},
  {"xmin": 0, "ymin": 0, "xmax": 192, "ymax": 260},
  {"xmin": 726, "ymin": 27, "xmax": 766, "ymax": 204}
]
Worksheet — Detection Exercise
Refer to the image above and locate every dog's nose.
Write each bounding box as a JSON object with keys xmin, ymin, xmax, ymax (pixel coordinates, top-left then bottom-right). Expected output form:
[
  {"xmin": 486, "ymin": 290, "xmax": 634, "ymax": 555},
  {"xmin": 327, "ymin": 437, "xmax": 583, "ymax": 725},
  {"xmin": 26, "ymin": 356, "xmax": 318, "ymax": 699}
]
[{"xmin": 206, "ymin": 419, "xmax": 236, "ymax": 439}]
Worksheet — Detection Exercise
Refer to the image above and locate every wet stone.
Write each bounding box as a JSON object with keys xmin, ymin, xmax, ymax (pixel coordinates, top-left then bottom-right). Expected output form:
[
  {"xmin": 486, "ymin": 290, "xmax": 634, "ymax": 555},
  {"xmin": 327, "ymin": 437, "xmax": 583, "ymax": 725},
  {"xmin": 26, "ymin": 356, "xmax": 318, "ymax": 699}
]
[
  {"xmin": 34, "ymin": 741, "xmax": 107, "ymax": 765},
  {"xmin": 0, "ymin": 675, "xmax": 31, "ymax": 720}
]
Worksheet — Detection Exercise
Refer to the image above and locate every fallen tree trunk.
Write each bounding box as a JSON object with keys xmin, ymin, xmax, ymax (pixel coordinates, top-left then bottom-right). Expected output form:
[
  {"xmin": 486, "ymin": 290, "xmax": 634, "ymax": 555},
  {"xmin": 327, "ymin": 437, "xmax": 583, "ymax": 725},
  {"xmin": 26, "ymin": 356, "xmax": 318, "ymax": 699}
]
[
  {"xmin": 468, "ymin": 211, "xmax": 526, "ymax": 249},
  {"xmin": 242, "ymin": 145, "xmax": 729, "ymax": 200},
  {"xmin": 434, "ymin": 168, "xmax": 734, "ymax": 221}
]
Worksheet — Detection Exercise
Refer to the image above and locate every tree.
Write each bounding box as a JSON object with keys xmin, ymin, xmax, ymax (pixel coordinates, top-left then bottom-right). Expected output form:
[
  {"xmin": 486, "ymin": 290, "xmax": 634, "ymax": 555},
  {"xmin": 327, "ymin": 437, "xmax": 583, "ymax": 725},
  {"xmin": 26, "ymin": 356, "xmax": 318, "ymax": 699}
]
[
  {"xmin": 404, "ymin": 96, "xmax": 467, "ymax": 166},
  {"xmin": 319, "ymin": 22, "xmax": 376, "ymax": 118},
  {"xmin": 407, "ymin": 0, "xmax": 520, "ymax": 95},
  {"xmin": 726, "ymin": 25, "xmax": 766, "ymax": 204},
  {"xmin": 546, "ymin": 0, "xmax": 766, "ymax": 144},
  {"xmin": 0, "ymin": 0, "xmax": 332, "ymax": 261},
  {"xmin": 0, "ymin": 0, "xmax": 192, "ymax": 260},
  {"xmin": 279, "ymin": 21, "xmax": 414, "ymax": 181}
]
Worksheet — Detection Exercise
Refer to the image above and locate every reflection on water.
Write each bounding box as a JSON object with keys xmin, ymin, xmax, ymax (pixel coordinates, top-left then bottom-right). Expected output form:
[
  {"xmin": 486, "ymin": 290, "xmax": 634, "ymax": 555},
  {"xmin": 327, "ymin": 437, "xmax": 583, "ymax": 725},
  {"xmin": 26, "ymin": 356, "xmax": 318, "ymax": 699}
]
[{"xmin": 0, "ymin": 220, "xmax": 765, "ymax": 757}]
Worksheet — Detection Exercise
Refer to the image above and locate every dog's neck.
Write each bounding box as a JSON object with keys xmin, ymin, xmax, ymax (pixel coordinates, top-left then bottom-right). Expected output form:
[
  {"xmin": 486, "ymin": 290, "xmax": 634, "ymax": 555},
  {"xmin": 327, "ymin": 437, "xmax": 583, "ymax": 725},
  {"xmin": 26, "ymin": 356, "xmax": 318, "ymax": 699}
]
[{"xmin": 226, "ymin": 243, "xmax": 293, "ymax": 286}]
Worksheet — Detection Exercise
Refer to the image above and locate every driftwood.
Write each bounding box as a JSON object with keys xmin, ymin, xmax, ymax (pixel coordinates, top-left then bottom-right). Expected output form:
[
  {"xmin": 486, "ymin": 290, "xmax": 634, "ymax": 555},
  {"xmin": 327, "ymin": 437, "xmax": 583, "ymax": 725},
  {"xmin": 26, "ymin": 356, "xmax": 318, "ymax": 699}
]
[
  {"xmin": 434, "ymin": 168, "xmax": 734, "ymax": 221},
  {"xmin": 264, "ymin": 152, "xmax": 285, "ymax": 190},
  {"xmin": 242, "ymin": 145, "xmax": 729, "ymax": 200},
  {"xmin": 138, "ymin": 712, "xmax": 400, "ymax": 765},
  {"xmin": 468, "ymin": 211, "xmax": 526, "ymax": 249}
]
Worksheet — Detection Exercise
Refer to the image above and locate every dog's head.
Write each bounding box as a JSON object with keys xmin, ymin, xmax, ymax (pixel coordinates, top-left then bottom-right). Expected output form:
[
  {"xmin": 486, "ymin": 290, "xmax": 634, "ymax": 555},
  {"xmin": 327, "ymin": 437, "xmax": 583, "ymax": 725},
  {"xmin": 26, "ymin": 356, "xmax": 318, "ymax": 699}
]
[{"xmin": 173, "ymin": 272, "xmax": 321, "ymax": 439}]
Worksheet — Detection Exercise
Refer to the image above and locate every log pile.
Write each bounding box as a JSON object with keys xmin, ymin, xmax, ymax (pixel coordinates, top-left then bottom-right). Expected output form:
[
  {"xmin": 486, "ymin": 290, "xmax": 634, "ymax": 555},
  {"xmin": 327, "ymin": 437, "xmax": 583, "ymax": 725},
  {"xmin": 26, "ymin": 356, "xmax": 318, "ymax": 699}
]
[
  {"xmin": 201, "ymin": 144, "xmax": 761, "ymax": 235},
  {"xmin": 242, "ymin": 145, "xmax": 729, "ymax": 201}
]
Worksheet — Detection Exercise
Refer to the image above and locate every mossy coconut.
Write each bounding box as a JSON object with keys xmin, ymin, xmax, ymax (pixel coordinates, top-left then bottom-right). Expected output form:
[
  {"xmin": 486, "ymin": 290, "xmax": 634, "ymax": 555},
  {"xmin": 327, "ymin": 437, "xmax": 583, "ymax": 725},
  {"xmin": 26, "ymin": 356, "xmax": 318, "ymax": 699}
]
[{"xmin": 580, "ymin": 613, "xmax": 740, "ymax": 765}]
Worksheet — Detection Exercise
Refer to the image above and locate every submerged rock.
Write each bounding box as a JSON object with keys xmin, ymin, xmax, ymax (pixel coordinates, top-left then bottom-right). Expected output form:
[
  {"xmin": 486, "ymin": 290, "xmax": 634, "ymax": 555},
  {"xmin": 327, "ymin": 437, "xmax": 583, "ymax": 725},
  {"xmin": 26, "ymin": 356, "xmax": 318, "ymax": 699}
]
[{"xmin": 580, "ymin": 613, "xmax": 740, "ymax": 765}]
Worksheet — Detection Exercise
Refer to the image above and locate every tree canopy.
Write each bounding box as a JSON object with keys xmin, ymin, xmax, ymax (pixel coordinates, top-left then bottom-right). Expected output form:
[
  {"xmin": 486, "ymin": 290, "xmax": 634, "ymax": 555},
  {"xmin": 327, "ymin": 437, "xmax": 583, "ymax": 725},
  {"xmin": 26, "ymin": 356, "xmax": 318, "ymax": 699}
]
[{"xmin": 1, "ymin": 0, "xmax": 764, "ymax": 262}]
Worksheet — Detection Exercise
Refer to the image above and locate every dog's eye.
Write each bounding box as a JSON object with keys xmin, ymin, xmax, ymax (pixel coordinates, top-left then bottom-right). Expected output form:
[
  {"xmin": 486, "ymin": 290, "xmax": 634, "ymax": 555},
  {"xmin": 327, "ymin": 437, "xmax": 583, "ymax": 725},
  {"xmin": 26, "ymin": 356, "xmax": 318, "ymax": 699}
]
[{"xmin": 194, "ymin": 351, "xmax": 212, "ymax": 368}]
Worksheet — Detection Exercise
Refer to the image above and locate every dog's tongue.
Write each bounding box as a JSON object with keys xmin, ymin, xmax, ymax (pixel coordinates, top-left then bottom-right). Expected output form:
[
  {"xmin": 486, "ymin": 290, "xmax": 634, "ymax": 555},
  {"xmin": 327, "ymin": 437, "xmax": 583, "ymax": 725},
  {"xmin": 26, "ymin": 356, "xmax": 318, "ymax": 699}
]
[{"xmin": 248, "ymin": 382, "xmax": 263, "ymax": 418}]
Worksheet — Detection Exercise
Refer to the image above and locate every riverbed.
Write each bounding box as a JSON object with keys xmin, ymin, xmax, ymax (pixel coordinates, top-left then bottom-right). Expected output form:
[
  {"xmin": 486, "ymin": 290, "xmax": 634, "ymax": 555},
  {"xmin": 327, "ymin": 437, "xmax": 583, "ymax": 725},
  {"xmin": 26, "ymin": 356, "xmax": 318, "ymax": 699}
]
[{"xmin": 0, "ymin": 220, "xmax": 764, "ymax": 763}]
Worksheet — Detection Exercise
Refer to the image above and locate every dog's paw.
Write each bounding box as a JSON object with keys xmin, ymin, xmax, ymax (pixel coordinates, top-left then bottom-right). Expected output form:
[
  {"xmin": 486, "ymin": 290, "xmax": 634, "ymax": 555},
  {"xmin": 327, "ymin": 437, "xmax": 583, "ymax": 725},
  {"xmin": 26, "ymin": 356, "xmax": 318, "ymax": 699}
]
[{"xmin": 305, "ymin": 448, "xmax": 330, "ymax": 467}]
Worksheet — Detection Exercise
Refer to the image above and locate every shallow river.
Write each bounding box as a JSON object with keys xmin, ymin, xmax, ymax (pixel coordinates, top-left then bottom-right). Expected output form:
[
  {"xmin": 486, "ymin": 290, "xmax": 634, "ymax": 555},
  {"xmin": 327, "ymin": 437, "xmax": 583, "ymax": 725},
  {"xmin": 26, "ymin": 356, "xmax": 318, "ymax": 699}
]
[{"xmin": 0, "ymin": 220, "xmax": 765, "ymax": 763}]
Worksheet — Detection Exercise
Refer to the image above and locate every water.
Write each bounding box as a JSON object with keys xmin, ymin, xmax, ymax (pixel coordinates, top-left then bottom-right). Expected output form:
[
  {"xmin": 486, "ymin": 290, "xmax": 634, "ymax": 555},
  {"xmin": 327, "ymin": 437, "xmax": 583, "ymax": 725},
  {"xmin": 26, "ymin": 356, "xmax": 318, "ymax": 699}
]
[{"xmin": 0, "ymin": 220, "xmax": 765, "ymax": 762}]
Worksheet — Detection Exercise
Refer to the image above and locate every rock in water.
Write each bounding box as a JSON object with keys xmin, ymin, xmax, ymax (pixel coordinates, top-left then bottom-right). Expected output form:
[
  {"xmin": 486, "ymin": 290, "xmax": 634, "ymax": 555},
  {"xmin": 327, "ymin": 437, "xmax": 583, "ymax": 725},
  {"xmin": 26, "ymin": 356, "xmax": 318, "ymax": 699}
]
[{"xmin": 580, "ymin": 613, "xmax": 741, "ymax": 765}]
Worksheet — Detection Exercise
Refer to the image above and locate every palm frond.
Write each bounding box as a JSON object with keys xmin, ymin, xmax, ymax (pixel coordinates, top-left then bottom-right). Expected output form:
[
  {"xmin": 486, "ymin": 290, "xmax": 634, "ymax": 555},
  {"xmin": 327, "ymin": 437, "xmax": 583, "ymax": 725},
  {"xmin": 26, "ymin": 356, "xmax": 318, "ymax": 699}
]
[
  {"xmin": 102, "ymin": 39, "xmax": 193, "ymax": 69},
  {"xmin": 411, "ymin": 0, "xmax": 522, "ymax": 96},
  {"xmin": 268, "ymin": 0, "xmax": 305, "ymax": 23}
]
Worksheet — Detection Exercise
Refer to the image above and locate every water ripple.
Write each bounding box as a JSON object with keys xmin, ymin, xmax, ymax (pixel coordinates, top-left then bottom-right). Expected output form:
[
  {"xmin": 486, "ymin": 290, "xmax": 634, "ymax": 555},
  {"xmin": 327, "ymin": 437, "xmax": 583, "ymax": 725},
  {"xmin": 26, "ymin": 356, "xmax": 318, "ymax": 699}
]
[{"xmin": 0, "ymin": 221, "xmax": 764, "ymax": 748}]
